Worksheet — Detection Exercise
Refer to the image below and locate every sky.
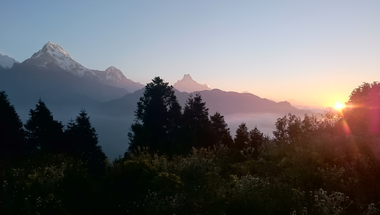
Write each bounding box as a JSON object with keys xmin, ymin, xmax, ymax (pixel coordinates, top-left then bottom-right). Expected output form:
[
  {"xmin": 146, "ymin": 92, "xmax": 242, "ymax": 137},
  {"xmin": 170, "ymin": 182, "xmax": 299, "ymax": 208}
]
[{"xmin": 1, "ymin": 0, "xmax": 379, "ymax": 107}]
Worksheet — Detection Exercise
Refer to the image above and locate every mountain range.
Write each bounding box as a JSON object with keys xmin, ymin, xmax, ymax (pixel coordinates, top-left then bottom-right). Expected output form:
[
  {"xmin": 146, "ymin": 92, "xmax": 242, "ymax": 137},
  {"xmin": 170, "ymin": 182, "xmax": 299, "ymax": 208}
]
[{"xmin": 0, "ymin": 42, "xmax": 311, "ymax": 159}]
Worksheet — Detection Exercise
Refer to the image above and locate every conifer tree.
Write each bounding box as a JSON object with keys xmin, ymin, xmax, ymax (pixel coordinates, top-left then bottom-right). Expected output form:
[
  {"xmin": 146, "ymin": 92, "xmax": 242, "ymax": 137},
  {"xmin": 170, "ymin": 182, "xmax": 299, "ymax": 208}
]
[
  {"xmin": 0, "ymin": 91, "xmax": 26, "ymax": 159},
  {"xmin": 234, "ymin": 123, "xmax": 250, "ymax": 150},
  {"xmin": 210, "ymin": 112, "xmax": 233, "ymax": 147},
  {"xmin": 65, "ymin": 109, "xmax": 106, "ymax": 178},
  {"xmin": 248, "ymin": 126, "xmax": 264, "ymax": 158},
  {"xmin": 128, "ymin": 77, "xmax": 182, "ymax": 155},
  {"xmin": 182, "ymin": 93, "xmax": 215, "ymax": 150},
  {"xmin": 24, "ymin": 99, "xmax": 64, "ymax": 153}
]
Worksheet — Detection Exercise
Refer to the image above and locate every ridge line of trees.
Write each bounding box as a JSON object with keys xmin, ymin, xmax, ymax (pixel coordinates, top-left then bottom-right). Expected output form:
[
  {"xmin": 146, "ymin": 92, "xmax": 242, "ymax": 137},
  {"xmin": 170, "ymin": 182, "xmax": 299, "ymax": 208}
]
[{"xmin": 0, "ymin": 92, "xmax": 106, "ymax": 177}]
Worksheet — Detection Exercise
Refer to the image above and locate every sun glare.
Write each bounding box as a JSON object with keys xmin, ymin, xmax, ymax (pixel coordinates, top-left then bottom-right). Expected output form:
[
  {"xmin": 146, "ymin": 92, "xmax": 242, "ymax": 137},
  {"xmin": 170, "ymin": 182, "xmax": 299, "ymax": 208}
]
[{"xmin": 334, "ymin": 101, "xmax": 345, "ymax": 110}]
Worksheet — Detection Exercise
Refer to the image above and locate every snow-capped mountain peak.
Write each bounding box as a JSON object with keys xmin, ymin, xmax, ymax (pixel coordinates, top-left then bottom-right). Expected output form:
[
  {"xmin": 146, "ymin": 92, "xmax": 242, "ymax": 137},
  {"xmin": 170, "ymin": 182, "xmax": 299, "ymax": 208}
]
[
  {"xmin": 173, "ymin": 74, "xmax": 211, "ymax": 93},
  {"xmin": 21, "ymin": 41, "xmax": 144, "ymax": 92},
  {"xmin": 29, "ymin": 41, "xmax": 90, "ymax": 77},
  {"xmin": 105, "ymin": 66, "xmax": 126, "ymax": 82}
]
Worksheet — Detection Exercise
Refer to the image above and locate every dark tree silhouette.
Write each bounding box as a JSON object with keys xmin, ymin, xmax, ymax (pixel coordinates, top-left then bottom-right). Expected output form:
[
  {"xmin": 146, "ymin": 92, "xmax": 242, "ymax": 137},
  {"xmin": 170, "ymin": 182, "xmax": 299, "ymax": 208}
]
[
  {"xmin": 273, "ymin": 114, "xmax": 303, "ymax": 144},
  {"xmin": 234, "ymin": 123, "xmax": 250, "ymax": 150},
  {"xmin": 65, "ymin": 109, "xmax": 106, "ymax": 178},
  {"xmin": 210, "ymin": 112, "xmax": 233, "ymax": 147},
  {"xmin": 182, "ymin": 93, "xmax": 215, "ymax": 150},
  {"xmin": 24, "ymin": 99, "xmax": 64, "ymax": 153},
  {"xmin": 128, "ymin": 77, "xmax": 182, "ymax": 155},
  {"xmin": 0, "ymin": 91, "xmax": 26, "ymax": 159},
  {"xmin": 248, "ymin": 126, "xmax": 264, "ymax": 158},
  {"xmin": 344, "ymin": 82, "xmax": 380, "ymax": 135}
]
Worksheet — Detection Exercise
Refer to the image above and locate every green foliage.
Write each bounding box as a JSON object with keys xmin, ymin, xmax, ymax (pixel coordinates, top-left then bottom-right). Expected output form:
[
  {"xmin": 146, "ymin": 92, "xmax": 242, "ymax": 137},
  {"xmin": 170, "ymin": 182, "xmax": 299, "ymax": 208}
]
[
  {"xmin": 3, "ymin": 82, "xmax": 380, "ymax": 214},
  {"xmin": 1, "ymin": 154, "xmax": 93, "ymax": 215}
]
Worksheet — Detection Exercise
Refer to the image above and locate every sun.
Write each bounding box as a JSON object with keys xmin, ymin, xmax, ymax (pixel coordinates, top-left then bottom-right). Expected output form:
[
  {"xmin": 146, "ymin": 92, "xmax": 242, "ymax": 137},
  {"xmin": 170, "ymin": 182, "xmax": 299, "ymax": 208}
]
[{"xmin": 334, "ymin": 101, "xmax": 345, "ymax": 110}]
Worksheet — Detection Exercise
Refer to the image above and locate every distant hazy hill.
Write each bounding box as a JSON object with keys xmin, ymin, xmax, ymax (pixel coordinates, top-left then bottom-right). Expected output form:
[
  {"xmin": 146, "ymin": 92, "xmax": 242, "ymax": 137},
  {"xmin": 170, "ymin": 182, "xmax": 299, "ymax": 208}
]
[
  {"xmin": 173, "ymin": 74, "xmax": 211, "ymax": 92},
  {"xmin": 0, "ymin": 53, "xmax": 18, "ymax": 69},
  {"xmin": 100, "ymin": 88, "xmax": 305, "ymax": 117}
]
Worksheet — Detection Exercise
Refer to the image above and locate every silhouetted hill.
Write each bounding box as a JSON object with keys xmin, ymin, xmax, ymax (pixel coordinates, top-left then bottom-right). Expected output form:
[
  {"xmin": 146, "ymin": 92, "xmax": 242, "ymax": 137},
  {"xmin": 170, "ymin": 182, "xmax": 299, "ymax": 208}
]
[{"xmin": 100, "ymin": 88, "xmax": 306, "ymax": 117}]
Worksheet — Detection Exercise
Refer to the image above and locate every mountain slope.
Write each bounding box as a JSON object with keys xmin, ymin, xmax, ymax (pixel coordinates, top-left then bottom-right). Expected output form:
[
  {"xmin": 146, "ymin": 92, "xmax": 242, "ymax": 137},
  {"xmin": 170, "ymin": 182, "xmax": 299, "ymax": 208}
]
[
  {"xmin": 101, "ymin": 88, "xmax": 306, "ymax": 117},
  {"xmin": 23, "ymin": 42, "xmax": 144, "ymax": 92},
  {"xmin": 173, "ymin": 74, "xmax": 211, "ymax": 93},
  {"xmin": 0, "ymin": 53, "xmax": 18, "ymax": 69}
]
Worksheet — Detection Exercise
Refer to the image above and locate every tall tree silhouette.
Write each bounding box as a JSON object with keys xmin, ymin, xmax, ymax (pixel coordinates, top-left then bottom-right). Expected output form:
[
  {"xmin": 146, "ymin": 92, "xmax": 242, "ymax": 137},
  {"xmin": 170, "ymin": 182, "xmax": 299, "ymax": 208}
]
[
  {"xmin": 65, "ymin": 109, "xmax": 106, "ymax": 178},
  {"xmin": 0, "ymin": 91, "xmax": 26, "ymax": 159},
  {"xmin": 128, "ymin": 77, "xmax": 182, "ymax": 155},
  {"xmin": 248, "ymin": 126, "xmax": 264, "ymax": 158},
  {"xmin": 210, "ymin": 112, "xmax": 233, "ymax": 147},
  {"xmin": 234, "ymin": 123, "xmax": 250, "ymax": 150},
  {"xmin": 24, "ymin": 99, "xmax": 64, "ymax": 153},
  {"xmin": 344, "ymin": 82, "xmax": 380, "ymax": 135},
  {"xmin": 182, "ymin": 93, "xmax": 215, "ymax": 150}
]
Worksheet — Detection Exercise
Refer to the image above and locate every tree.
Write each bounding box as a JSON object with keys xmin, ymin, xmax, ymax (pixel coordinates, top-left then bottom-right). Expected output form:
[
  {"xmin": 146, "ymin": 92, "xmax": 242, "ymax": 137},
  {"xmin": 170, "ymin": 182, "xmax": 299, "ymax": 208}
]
[
  {"xmin": 0, "ymin": 91, "xmax": 26, "ymax": 159},
  {"xmin": 182, "ymin": 93, "xmax": 215, "ymax": 150},
  {"xmin": 273, "ymin": 114, "xmax": 303, "ymax": 144},
  {"xmin": 65, "ymin": 109, "xmax": 106, "ymax": 178},
  {"xmin": 248, "ymin": 126, "xmax": 264, "ymax": 157},
  {"xmin": 128, "ymin": 77, "xmax": 182, "ymax": 155},
  {"xmin": 210, "ymin": 112, "xmax": 233, "ymax": 147},
  {"xmin": 24, "ymin": 99, "xmax": 64, "ymax": 153},
  {"xmin": 234, "ymin": 123, "xmax": 250, "ymax": 150},
  {"xmin": 344, "ymin": 82, "xmax": 380, "ymax": 135}
]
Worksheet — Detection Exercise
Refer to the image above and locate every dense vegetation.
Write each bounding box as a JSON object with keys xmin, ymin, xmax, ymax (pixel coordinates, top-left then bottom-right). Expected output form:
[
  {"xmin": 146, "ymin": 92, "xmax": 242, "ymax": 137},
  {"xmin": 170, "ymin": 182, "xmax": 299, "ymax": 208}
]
[{"xmin": 1, "ymin": 79, "xmax": 380, "ymax": 214}]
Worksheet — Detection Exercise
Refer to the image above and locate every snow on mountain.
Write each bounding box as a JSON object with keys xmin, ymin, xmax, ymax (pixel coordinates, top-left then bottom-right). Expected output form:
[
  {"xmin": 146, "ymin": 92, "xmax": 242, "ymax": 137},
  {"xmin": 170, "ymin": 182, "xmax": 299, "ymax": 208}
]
[
  {"xmin": 22, "ymin": 42, "xmax": 144, "ymax": 92},
  {"xmin": 0, "ymin": 53, "xmax": 18, "ymax": 69},
  {"xmin": 105, "ymin": 66, "xmax": 126, "ymax": 82},
  {"xmin": 28, "ymin": 42, "xmax": 91, "ymax": 77},
  {"xmin": 173, "ymin": 74, "xmax": 211, "ymax": 93}
]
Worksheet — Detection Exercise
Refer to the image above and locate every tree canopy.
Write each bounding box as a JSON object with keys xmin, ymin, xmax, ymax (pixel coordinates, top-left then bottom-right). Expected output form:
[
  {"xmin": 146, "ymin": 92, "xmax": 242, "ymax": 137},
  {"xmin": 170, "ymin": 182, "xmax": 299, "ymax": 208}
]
[
  {"xmin": 210, "ymin": 112, "xmax": 233, "ymax": 147},
  {"xmin": 182, "ymin": 93, "xmax": 215, "ymax": 150},
  {"xmin": 65, "ymin": 109, "xmax": 106, "ymax": 178},
  {"xmin": 128, "ymin": 77, "xmax": 182, "ymax": 155},
  {"xmin": 24, "ymin": 99, "xmax": 64, "ymax": 153},
  {"xmin": 344, "ymin": 82, "xmax": 380, "ymax": 135}
]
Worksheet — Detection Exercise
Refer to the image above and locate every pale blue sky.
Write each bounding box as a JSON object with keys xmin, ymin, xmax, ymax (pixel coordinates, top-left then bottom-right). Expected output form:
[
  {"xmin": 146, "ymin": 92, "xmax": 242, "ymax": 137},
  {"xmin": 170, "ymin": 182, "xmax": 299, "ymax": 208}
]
[{"xmin": 1, "ymin": 1, "xmax": 379, "ymax": 106}]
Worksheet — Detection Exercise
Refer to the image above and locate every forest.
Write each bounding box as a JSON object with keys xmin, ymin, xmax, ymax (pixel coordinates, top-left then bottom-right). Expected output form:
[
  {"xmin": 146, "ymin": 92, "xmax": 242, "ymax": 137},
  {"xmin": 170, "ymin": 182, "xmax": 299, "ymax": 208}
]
[{"xmin": 1, "ymin": 78, "xmax": 380, "ymax": 215}]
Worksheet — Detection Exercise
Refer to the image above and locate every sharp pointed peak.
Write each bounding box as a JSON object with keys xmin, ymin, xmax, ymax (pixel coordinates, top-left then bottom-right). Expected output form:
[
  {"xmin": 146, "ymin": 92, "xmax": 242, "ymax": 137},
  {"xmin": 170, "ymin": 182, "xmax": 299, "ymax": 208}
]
[
  {"xmin": 106, "ymin": 66, "xmax": 119, "ymax": 71},
  {"xmin": 183, "ymin": 74, "xmax": 193, "ymax": 80}
]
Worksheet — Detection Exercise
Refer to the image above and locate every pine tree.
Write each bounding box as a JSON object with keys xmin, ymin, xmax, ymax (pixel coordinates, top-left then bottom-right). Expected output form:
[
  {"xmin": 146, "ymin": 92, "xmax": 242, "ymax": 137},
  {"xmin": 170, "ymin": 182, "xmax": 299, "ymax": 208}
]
[
  {"xmin": 248, "ymin": 126, "xmax": 264, "ymax": 158},
  {"xmin": 65, "ymin": 109, "xmax": 106, "ymax": 178},
  {"xmin": 24, "ymin": 99, "xmax": 64, "ymax": 153},
  {"xmin": 128, "ymin": 77, "xmax": 182, "ymax": 155},
  {"xmin": 210, "ymin": 112, "xmax": 233, "ymax": 147},
  {"xmin": 234, "ymin": 123, "xmax": 250, "ymax": 150},
  {"xmin": 0, "ymin": 91, "xmax": 26, "ymax": 159},
  {"xmin": 182, "ymin": 93, "xmax": 215, "ymax": 150}
]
